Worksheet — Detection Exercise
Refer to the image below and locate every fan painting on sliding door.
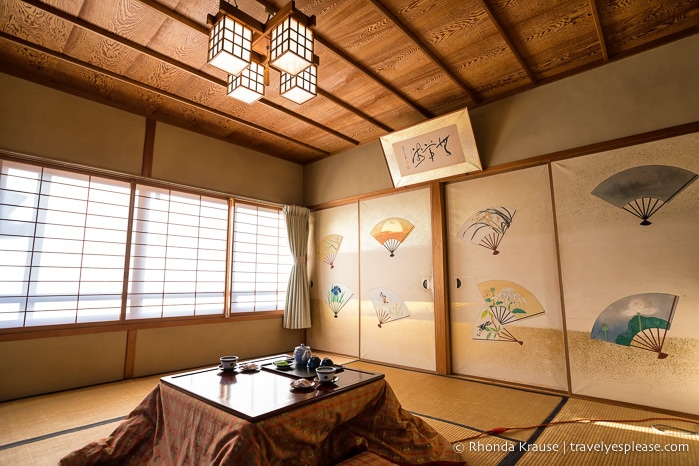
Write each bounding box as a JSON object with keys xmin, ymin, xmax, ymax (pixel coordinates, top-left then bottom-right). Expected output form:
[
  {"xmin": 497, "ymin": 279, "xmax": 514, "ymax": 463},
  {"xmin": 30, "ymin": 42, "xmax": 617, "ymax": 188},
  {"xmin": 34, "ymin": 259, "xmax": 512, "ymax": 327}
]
[
  {"xmin": 552, "ymin": 132, "xmax": 699, "ymax": 415},
  {"xmin": 458, "ymin": 207, "xmax": 516, "ymax": 256},
  {"xmin": 591, "ymin": 165, "xmax": 697, "ymax": 226},
  {"xmin": 590, "ymin": 293, "xmax": 679, "ymax": 359},
  {"xmin": 316, "ymin": 234, "xmax": 342, "ymax": 268},
  {"xmin": 446, "ymin": 165, "xmax": 566, "ymax": 391},
  {"xmin": 307, "ymin": 204, "xmax": 359, "ymax": 357},
  {"xmin": 359, "ymin": 188, "xmax": 435, "ymax": 371},
  {"xmin": 473, "ymin": 280, "xmax": 546, "ymax": 345}
]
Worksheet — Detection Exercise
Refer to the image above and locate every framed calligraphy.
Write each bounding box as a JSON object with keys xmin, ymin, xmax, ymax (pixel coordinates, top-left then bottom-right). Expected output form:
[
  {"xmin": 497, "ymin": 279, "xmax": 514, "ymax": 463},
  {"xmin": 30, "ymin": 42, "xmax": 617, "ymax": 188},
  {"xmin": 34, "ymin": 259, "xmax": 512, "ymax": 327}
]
[{"xmin": 379, "ymin": 109, "xmax": 482, "ymax": 188}]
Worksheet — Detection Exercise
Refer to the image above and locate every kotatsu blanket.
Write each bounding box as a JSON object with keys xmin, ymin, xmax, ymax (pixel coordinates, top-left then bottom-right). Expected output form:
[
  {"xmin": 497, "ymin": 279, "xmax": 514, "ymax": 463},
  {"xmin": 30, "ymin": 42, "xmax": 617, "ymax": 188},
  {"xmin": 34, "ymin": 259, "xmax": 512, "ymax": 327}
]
[{"xmin": 59, "ymin": 379, "xmax": 465, "ymax": 465}]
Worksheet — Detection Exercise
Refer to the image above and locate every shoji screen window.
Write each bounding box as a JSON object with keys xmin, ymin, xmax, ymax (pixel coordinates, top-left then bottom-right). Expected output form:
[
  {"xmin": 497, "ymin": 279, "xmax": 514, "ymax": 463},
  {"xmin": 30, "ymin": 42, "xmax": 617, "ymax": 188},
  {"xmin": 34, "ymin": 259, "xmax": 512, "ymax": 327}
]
[
  {"xmin": 230, "ymin": 203, "xmax": 292, "ymax": 312},
  {"xmin": 0, "ymin": 160, "xmax": 130, "ymax": 328},
  {"xmin": 127, "ymin": 185, "xmax": 228, "ymax": 319}
]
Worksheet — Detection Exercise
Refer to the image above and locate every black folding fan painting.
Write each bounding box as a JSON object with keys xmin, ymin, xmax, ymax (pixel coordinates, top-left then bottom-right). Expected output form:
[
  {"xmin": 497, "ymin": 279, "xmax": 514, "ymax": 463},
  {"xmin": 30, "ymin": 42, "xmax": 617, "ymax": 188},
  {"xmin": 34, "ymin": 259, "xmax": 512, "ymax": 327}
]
[{"xmin": 591, "ymin": 165, "xmax": 697, "ymax": 226}]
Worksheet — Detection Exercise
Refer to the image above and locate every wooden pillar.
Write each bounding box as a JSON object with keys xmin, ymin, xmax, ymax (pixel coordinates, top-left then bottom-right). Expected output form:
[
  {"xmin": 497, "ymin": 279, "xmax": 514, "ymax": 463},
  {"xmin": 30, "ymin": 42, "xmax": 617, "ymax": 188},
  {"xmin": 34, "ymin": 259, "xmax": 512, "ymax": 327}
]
[
  {"xmin": 430, "ymin": 181, "xmax": 451, "ymax": 374},
  {"xmin": 123, "ymin": 118, "xmax": 156, "ymax": 379},
  {"xmin": 141, "ymin": 118, "xmax": 156, "ymax": 177},
  {"xmin": 124, "ymin": 329, "xmax": 137, "ymax": 379}
]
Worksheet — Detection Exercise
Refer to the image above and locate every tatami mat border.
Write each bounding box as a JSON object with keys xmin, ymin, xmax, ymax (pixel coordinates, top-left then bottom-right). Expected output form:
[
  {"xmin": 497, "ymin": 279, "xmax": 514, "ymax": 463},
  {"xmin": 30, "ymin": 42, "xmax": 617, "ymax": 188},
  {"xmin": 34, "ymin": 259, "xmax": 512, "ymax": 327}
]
[
  {"xmin": 0, "ymin": 416, "xmax": 125, "ymax": 451},
  {"xmin": 345, "ymin": 359, "xmax": 568, "ymax": 398},
  {"xmin": 498, "ymin": 397, "xmax": 569, "ymax": 465},
  {"xmin": 410, "ymin": 411, "xmax": 532, "ymax": 446}
]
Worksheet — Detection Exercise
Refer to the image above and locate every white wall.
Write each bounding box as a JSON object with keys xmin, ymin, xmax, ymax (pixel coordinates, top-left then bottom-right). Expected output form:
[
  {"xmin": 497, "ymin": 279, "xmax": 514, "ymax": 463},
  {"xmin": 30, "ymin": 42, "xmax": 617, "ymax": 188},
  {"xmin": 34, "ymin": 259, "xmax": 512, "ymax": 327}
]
[
  {"xmin": 0, "ymin": 72, "xmax": 304, "ymax": 205},
  {"xmin": 0, "ymin": 73, "xmax": 145, "ymax": 175},
  {"xmin": 153, "ymin": 124, "xmax": 304, "ymax": 205},
  {"xmin": 304, "ymin": 35, "xmax": 699, "ymax": 205}
]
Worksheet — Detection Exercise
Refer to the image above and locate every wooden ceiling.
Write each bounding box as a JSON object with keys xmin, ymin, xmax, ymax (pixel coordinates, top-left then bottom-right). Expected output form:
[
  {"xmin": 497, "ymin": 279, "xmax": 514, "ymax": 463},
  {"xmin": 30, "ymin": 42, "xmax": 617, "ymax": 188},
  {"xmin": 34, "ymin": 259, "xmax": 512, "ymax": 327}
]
[{"xmin": 0, "ymin": 0, "xmax": 696, "ymax": 164}]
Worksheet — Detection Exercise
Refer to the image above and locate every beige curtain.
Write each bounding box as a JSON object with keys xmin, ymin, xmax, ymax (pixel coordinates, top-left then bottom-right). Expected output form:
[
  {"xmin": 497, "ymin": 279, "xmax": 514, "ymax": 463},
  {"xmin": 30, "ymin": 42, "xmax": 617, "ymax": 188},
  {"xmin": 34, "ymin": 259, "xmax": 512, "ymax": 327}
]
[{"xmin": 282, "ymin": 205, "xmax": 311, "ymax": 329}]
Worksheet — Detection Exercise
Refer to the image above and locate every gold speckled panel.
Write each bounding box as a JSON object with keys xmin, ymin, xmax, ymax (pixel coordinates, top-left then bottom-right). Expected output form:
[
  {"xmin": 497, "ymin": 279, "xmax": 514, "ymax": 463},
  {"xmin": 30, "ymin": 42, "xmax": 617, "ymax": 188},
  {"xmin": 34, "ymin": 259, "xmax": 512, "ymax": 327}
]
[
  {"xmin": 307, "ymin": 204, "xmax": 360, "ymax": 357},
  {"xmin": 446, "ymin": 164, "xmax": 567, "ymax": 390},
  {"xmin": 553, "ymin": 132, "xmax": 699, "ymax": 415}
]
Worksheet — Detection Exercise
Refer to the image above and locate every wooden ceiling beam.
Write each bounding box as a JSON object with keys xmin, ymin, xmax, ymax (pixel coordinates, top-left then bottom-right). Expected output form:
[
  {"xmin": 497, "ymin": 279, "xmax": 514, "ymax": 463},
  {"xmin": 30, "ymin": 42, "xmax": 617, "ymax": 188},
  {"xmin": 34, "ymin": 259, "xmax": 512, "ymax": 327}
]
[
  {"xmin": 313, "ymin": 33, "xmax": 434, "ymax": 120},
  {"xmin": 588, "ymin": 0, "xmax": 609, "ymax": 61},
  {"xmin": 478, "ymin": 0, "xmax": 538, "ymax": 84},
  {"xmin": 137, "ymin": 0, "xmax": 210, "ymax": 35},
  {"xmin": 366, "ymin": 0, "xmax": 481, "ymax": 104},
  {"xmin": 262, "ymin": 99, "xmax": 360, "ymax": 144},
  {"xmin": 0, "ymin": 31, "xmax": 328, "ymax": 157},
  {"xmin": 19, "ymin": 0, "xmax": 352, "ymax": 147},
  {"xmin": 253, "ymin": 0, "xmax": 433, "ymax": 120},
  {"xmin": 318, "ymin": 90, "xmax": 394, "ymax": 133},
  {"xmin": 135, "ymin": 0, "xmax": 374, "ymax": 142}
]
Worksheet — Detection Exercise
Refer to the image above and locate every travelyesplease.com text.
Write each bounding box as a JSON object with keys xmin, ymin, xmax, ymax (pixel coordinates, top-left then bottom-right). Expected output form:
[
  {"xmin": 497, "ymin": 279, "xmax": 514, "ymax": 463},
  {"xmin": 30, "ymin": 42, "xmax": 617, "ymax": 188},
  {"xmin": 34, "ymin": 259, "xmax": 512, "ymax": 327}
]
[{"xmin": 455, "ymin": 440, "xmax": 690, "ymax": 455}]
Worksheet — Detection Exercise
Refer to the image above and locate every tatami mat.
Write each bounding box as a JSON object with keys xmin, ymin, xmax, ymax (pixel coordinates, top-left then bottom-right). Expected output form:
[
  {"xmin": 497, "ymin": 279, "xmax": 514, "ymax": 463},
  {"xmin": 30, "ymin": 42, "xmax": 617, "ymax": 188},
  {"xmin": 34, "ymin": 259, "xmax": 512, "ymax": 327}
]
[
  {"xmin": 515, "ymin": 398, "xmax": 699, "ymax": 465},
  {"xmin": 416, "ymin": 414, "xmax": 514, "ymax": 465},
  {"xmin": 0, "ymin": 373, "xmax": 167, "ymax": 447},
  {"xmin": 0, "ymin": 420, "xmax": 121, "ymax": 465},
  {"xmin": 347, "ymin": 361, "xmax": 565, "ymax": 443},
  {"xmin": 2, "ymin": 355, "xmax": 697, "ymax": 465}
]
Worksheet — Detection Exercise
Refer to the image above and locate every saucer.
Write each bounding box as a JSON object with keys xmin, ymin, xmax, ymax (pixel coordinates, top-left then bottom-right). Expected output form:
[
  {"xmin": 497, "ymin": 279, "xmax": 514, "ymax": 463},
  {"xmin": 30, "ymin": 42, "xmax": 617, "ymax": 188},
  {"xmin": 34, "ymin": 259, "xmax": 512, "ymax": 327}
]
[
  {"xmin": 217, "ymin": 365, "xmax": 237, "ymax": 372},
  {"xmin": 314, "ymin": 376, "xmax": 339, "ymax": 384}
]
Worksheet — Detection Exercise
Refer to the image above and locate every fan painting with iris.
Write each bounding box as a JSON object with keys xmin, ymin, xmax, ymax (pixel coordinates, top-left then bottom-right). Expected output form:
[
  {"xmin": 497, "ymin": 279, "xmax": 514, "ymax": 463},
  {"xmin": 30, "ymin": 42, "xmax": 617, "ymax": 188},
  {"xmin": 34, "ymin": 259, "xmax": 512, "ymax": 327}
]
[{"xmin": 324, "ymin": 283, "xmax": 353, "ymax": 318}]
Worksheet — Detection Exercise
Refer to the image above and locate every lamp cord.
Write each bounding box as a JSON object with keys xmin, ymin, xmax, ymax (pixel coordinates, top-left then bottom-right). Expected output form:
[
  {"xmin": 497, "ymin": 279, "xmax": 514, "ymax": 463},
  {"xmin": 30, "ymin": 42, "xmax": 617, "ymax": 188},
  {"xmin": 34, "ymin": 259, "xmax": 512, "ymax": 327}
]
[{"xmin": 453, "ymin": 417, "xmax": 699, "ymax": 442}]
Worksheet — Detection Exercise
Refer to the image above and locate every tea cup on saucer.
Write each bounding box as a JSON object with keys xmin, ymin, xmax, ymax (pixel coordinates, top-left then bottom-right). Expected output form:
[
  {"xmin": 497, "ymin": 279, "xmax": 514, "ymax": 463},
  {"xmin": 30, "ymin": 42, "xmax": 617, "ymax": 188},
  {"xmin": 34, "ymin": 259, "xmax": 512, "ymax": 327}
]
[
  {"xmin": 316, "ymin": 366, "xmax": 336, "ymax": 383},
  {"xmin": 220, "ymin": 355, "xmax": 238, "ymax": 371}
]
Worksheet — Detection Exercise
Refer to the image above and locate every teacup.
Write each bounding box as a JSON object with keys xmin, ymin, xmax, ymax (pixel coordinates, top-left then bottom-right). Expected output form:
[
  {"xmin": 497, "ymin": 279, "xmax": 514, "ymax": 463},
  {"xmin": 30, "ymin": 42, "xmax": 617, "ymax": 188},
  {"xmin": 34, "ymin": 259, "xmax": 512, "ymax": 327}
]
[
  {"xmin": 316, "ymin": 366, "xmax": 336, "ymax": 383},
  {"xmin": 307, "ymin": 356, "xmax": 321, "ymax": 369},
  {"xmin": 220, "ymin": 355, "xmax": 238, "ymax": 371}
]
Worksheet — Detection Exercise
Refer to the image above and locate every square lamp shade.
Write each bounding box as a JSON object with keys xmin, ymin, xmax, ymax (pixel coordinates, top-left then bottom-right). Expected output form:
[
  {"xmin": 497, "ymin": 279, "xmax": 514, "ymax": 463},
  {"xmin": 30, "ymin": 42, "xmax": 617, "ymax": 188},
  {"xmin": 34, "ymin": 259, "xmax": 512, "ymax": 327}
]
[
  {"xmin": 228, "ymin": 61, "xmax": 265, "ymax": 103},
  {"xmin": 280, "ymin": 64, "xmax": 317, "ymax": 104},
  {"xmin": 208, "ymin": 15, "xmax": 253, "ymax": 75},
  {"xmin": 269, "ymin": 16, "xmax": 314, "ymax": 75}
]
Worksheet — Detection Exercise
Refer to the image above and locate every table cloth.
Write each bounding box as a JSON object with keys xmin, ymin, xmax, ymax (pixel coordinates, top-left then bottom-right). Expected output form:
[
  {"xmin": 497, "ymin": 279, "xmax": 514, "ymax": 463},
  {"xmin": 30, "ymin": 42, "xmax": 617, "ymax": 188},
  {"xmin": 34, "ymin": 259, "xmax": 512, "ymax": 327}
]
[{"xmin": 59, "ymin": 378, "xmax": 464, "ymax": 465}]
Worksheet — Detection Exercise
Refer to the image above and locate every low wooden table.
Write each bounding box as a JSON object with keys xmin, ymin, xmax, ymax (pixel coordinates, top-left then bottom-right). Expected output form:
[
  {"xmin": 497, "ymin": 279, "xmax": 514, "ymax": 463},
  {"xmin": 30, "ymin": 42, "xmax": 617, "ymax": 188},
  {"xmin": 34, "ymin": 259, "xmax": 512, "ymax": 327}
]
[
  {"xmin": 160, "ymin": 355, "xmax": 385, "ymax": 421},
  {"xmin": 60, "ymin": 356, "xmax": 464, "ymax": 465}
]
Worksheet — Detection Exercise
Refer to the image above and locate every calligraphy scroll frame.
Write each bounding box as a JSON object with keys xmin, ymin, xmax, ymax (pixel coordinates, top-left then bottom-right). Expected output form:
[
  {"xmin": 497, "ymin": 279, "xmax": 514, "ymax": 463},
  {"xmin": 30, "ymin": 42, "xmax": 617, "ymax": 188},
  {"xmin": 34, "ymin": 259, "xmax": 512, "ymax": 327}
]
[{"xmin": 379, "ymin": 108, "xmax": 482, "ymax": 188}]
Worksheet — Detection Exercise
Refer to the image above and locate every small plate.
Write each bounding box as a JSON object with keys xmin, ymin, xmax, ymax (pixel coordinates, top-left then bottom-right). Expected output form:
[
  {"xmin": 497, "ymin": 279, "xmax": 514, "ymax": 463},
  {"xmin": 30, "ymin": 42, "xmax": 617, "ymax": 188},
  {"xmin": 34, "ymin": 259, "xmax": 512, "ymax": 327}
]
[
  {"xmin": 273, "ymin": 361, "xmax": 294, "ymax": 371},
  {"xmin": 289, "ymin": 379, "xmax": 319, "ymax": 391},
  {"xmin": 217, "ymin": 365, "xmax": 237, "ymax": 373},
  {"xmin": 314, "ymin": 376, "xmax": 339, "ymax": 384},
  {"xmin": 238, "ymin": 364, "xmax": 261, "ymax": 373}
]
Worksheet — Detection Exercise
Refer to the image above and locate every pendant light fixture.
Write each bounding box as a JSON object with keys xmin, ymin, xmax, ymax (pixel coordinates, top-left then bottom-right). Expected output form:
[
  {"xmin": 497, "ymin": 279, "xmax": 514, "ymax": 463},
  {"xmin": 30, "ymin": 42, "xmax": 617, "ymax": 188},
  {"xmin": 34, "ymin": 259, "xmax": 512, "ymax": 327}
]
[
  {"xmin": 269, "ymin": 16, "xmax": 314, "ymax": 75},
  {"xmin": 280, "ymin": 64, "xmax": 317, "ymax": 104},
  {"xmin": 227, "ymin": 61, "xmax": 266, "ymax": 103},
  {"xmin": 207, "ymin": 14, "xmax": 253, "ymax": 76},
  {"xmin": 206, "ymin": 1, "xmax": 318, "ymax": 104}
]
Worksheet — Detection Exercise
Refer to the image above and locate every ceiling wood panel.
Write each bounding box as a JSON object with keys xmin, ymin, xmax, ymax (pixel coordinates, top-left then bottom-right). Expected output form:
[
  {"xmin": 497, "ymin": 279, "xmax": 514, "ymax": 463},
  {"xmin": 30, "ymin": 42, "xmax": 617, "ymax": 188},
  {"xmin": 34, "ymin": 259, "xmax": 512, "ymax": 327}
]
[
  {"xmin": 1, "ymin": 0, "xmax": 695, "ymax": 164},
  {"xmin": 600, "ymin": 0, "xmax": 697, "ymax": 55}
]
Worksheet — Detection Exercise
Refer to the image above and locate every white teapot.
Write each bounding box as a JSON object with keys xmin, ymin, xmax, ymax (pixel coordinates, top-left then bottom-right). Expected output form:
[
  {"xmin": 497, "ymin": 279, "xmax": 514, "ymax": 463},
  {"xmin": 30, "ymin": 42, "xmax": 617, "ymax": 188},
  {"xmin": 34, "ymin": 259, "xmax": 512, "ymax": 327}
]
[{"xmin": 293, "ymin": 344, "xmax": 312, "ymax": 365}]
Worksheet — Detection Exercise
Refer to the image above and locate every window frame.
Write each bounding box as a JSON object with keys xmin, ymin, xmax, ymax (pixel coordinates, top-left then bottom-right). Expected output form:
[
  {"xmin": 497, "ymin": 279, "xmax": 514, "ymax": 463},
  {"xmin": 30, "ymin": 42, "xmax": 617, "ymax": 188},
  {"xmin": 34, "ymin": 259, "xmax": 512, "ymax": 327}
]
[
  {"xmin": 0, "ymin": 154, "xmax": 290, "ymax": 338},
  {"xmin": 229, "ymin": 201, "xmax": 293, "ymax": 314}
]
